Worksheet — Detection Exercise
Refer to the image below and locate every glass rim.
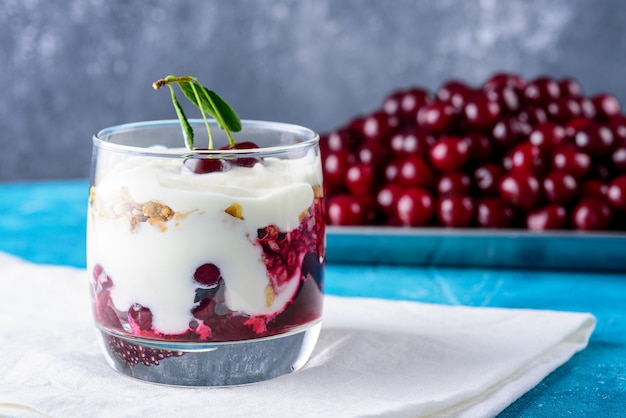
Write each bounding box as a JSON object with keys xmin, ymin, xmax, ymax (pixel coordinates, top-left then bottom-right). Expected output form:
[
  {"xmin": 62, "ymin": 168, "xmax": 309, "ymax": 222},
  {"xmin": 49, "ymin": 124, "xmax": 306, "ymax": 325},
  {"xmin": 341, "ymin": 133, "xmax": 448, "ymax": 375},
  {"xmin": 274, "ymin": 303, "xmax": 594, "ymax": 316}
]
[{"xmin": 93, "ymin": 119, "xmax": 320, "ymax": 157}]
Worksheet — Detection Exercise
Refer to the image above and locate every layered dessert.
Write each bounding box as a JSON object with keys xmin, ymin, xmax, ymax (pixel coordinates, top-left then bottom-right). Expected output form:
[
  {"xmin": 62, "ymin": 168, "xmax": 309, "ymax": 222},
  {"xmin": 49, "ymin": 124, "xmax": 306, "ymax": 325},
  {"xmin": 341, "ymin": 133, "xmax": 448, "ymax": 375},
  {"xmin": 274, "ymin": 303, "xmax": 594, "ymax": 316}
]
[{"xmin": 87, "ymin": 147, "xmax": 325, "ymax": 362}]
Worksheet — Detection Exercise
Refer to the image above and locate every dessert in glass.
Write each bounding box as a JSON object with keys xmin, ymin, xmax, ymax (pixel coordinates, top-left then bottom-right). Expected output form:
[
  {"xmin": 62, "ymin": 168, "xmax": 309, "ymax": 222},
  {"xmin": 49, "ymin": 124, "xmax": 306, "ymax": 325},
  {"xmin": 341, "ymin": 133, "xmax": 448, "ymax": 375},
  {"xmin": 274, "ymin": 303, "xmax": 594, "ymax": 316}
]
[{"xmin": 87, "ymin": 119, "xmax": 325, "ymax": 386}]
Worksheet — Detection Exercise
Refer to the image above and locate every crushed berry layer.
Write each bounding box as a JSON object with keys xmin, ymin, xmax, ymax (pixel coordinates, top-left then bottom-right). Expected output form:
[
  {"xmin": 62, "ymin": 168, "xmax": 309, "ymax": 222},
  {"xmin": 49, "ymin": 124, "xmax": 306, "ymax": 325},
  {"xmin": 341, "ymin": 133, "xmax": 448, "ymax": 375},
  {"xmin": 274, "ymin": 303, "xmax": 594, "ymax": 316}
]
[
  {"xmin": 91, "ymin": 198, "xmax": 325, "ymax": 356},
  {"xmin": 106, "ymin": 336, "xmax": 184, "ymax": 367}
]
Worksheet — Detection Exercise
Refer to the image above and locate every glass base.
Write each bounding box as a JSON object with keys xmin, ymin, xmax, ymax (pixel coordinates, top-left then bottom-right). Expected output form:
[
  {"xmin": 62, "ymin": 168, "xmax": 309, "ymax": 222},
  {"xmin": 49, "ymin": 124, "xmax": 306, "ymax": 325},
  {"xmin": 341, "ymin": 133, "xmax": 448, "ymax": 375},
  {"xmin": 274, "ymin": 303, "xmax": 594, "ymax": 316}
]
[{"xmin": 95, "ymin": 320, "xmax": 322, "ymax": 387}]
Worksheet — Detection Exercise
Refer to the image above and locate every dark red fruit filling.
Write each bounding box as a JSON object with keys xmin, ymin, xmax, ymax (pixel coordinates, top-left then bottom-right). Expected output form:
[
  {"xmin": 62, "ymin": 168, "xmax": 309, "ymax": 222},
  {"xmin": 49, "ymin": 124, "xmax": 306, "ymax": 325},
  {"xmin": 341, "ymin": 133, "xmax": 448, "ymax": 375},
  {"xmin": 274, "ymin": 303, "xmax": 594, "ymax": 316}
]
[
  {"xmin": 106, "ymin": 336, "xmax": 183, "ymax": 367},
  {"xmin": 257, "ymin": 198, "xmax": 325, "ymax": 292},
  {"xmin": 91, "ymin": 197, "xmax": 325, "ymax": 361},
  {"xmin": 91, "ymin": 264, "xmax": 122, "ymax": 329},
  {"xmin": 128, "ymin": 303, "xmax": 154, "ymax": 331}
]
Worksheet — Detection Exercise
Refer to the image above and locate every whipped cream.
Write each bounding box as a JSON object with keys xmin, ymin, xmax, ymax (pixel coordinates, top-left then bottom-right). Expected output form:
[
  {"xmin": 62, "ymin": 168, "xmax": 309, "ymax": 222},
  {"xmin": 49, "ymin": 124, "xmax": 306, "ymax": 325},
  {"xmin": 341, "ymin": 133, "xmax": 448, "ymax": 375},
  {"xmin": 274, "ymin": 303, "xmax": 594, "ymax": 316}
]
[{"xmin": 87, "ymin": 151, "xmax": 321, "ymax": 334}]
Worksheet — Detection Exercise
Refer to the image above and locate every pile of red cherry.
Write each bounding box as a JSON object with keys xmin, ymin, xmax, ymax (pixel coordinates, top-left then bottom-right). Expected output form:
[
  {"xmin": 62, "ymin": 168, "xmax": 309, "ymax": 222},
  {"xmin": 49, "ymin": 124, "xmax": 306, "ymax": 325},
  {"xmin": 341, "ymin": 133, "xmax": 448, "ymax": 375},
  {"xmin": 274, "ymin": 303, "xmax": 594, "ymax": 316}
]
[{"xmin": 321, "ymin": 73, "xmax": 626, "ymax": 231}]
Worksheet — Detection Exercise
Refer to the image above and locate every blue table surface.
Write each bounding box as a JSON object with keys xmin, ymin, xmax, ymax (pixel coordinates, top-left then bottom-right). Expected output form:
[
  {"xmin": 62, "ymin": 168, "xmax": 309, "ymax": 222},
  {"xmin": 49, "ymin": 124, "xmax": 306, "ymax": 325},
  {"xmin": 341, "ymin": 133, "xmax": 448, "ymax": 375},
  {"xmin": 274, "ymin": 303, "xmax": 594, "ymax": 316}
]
[{"xmin": 1, "ymin": 179, "xmax": 625, "ymax": 417}]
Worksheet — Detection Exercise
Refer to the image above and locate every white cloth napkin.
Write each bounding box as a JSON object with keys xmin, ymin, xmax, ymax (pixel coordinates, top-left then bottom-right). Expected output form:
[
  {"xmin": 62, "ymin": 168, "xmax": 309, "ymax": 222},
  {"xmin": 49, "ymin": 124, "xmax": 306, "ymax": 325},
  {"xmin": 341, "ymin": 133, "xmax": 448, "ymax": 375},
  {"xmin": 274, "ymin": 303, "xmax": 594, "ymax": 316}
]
[{"xmin": 0, "ymin": 252, "xmax": 595, "ymax": 418}]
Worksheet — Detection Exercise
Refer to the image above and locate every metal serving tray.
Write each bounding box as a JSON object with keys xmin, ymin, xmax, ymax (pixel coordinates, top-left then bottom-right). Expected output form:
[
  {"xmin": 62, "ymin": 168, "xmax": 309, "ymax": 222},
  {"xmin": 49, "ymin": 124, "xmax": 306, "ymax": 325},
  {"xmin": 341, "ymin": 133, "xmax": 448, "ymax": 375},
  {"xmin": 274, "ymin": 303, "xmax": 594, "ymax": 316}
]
[{"xmin": 326, "ymin": 227, "xmax": 626, "ymax": 272}]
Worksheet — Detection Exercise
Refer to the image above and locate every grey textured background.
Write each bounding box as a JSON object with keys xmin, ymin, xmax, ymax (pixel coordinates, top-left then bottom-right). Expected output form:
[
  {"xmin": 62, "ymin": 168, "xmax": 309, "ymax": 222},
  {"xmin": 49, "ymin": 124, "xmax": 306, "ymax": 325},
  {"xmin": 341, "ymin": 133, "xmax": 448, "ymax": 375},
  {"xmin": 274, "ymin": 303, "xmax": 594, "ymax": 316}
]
[{"xmin": 1, "ymin": 0, "xmax": 625, "ymax": 181}]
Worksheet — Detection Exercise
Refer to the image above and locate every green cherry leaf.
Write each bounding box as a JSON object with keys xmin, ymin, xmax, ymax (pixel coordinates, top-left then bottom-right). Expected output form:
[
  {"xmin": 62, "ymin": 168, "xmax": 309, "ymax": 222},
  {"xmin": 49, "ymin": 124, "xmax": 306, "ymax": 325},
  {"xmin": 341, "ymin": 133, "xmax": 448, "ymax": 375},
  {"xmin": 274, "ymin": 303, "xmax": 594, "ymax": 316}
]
[
  {"xmin": 170, "ymin": 87, "xmax": 194, "ymax": 149},
  {"xmin": 178, "ymin": 81, "xmax": 218, "ymax": 120},
  {"xmin": 153, "ymin": 75, "xmax": 242, "ymax": 149},
  {"xmin": 202, "ymin": 88, "xmax": 242, "ymax": 132}
]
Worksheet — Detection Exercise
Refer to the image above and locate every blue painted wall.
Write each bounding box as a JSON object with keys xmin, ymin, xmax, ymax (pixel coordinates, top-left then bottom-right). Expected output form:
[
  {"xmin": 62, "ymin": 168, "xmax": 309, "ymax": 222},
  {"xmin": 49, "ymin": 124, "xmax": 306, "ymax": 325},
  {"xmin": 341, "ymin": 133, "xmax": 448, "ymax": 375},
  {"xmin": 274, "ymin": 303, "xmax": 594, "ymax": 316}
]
[{"xmin": 1, "ymin": 0, "xmax": 625, "ymax": 180}]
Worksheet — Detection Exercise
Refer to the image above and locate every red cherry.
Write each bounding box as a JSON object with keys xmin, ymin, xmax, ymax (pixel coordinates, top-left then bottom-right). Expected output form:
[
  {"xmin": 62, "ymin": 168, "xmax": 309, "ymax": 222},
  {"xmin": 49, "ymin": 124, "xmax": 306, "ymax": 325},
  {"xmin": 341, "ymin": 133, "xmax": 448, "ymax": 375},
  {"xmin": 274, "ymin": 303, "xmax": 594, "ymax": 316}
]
[
  {"xmin": 357, "ymin": 111, "xmax": 399, "ymax": 142},
  {"xmin": 346, "ymin": 115, "xmax": 366, "ymax": 134},
  {"xmin": 526, "ymin": 205, "xmax": 568, "ymax": 230},
  {"xmin": 528, "ymin": 122, "xmax": 568, "ymax": 153},
  {"xmin": 542, "ymin": 171, "xmax": 579, "ymax": 205},
  {"xmin": 498, "ymin": 172, "xmax": 542, "ymax": 211},
  {"xmin": 463, "ymin": 94, "xmax": 501, "ymax": 130},
  {"xmin": 574, "ymin": 122, "xmax": 615, "ymax": 157},
  {"xmin": 404, "ymin": 131, "xmax": 436, "ymax": 156},
  {"xmin": 327, "ymin": 195, "xmax": 367, "ymax": 226},
  {"xmin": 564, "ymin": 117, "xmax": 589, "ymax": 140},
  {"xmin": 389, "ymin": 129, "xmax": 408, "ymax": 156},
  {"xmin": 473, "ymin": 163, "xmax": 503, "ymax": 196},
  {"xmin": 518, "ymin": 105, "xmax": 548, "ymax": 127},
  {"xmin": 476, "ymin": 198, "xmax": 516, "ymax": 228},
  {"xmin": 416, "ymin": 101, "xmax": 458, "ymax": 133},
  {"xmin": 376, "ymin": 183, "xmax": 404, "ymax": 215},
  {"xmin": 222, "ymin": 141, "xmax": 258, "ymax": 150},
  {"xmin": 522, "ymin": 76, "xmax": 561, "ymax": 106},
  {"xmin": 382, "ymin": 89, "xmax": 405, "ymax": 116},
  {"xmin": 319, "ymin": 133, "xmax": 330, "ymax": 157},
  {"xmin": 558, "ymin": 77, "xmax": 583, "ymax": 97},
  {"xmin": 194, "ymin": 263, "xmax": 223, "ymax": 287},
  {"xmin": 225, "ymin": 141, "xmax": 262, "ymax": 167},
  {"xmin": 429, "ymin": 136, "xmax": 470, "ymax": 172},
  {"xmin": 376, "ymin": 183, "xmax": 404, "ymax": 216},
  {"xmin": 483, "ymin": 73, "xmax": 526, "ymax": 91},
  {"xmin": 551, "ymin": 145, "xmax": 592, "ymax": 180},
  {"xmin": 389, "ymin": 127, "xmax": 434, "ymax": 158},
  {"xmin": 606, "ymin": 175, "xmax": 626, "ymax": 210},
  {"xmin": 437, "ymin": 196, "xmax": 475, "ymax": 227},
  {"xmin": 395, "ymin": 187, "xmax": 434, "ymax": 226},
  {"xmin": 484, "ymin": 84, "xmax": 521, "ymax": 114},
  {"xmin": 345, "ymin": 163, "xmax": 377, "ymax": 196},
  {"xmin": 502, "ymin": 151, "xmax": 514, "ymax": 172},
  {"xmin": 182, "ymin": 157, "xmax": 230, "ymax": 174},
  {"xmin": 193, "ymin": 263, "xmax": 224, "ymax": 300},
  {"xmin": 491, "ymin": 116, "xmax": 531, "ymax": 150},
  {"xmin": 581, "ymin": 179, "xmax": 608, "ymax": 199},
  {"xmin": 592, "ymin": 93, "xmax": 621, "ymax": 120},
  {"xmin": 383, "ymin": 158, "xmax": 401, "ymax": 183},
  {"xmin": 322, "ymin": 151, "xmax": 354, "ymax": 195},
  {"xmin": 608, "ymin": 115, "xmax": 626, "ymax": 144},
  {"xmin": 354, "ymin": 195, "xmax": 379, "ymax": 224},
  {"xmin": 396, "ymin": 156, "xmax": 436, "ymax": 189},
  {"xmin": 464, "ymin": 133, "xmax": 493, "ymax": 162},
  {"xmin": 546, "ymin": 98, "xmax": 582, "ymax": 123},
  {"xmin": 509, "ymin": 143, "xmax": 545, "ymax": 176},
  {"xmin": 356, "ymin": 140, "xmax": 391, "ymax": 168},
  {"xmin": 437, "ymin": 172, "xmax": 472, "ymax": 196},
  {"xmin": 437, "ymin": 80, "xmax": 475, "ymax": 109},
  {"xmin": 571, "ymin": 197, "xmax": 612, "ymax": 230},
  {"xmin": 326, "ymin": 128, "xmax": 362, "ymax": 153},
  {"xmin": 611, "ymin": 146, "xmax": 626, "ymax": 172},
  {"xmin": 578, "ymin": 98, "xmax": 597, "ymax": 119},
  {"xmin": 398, "ymin": 87, "xmax": 434, "ymax": 119}
]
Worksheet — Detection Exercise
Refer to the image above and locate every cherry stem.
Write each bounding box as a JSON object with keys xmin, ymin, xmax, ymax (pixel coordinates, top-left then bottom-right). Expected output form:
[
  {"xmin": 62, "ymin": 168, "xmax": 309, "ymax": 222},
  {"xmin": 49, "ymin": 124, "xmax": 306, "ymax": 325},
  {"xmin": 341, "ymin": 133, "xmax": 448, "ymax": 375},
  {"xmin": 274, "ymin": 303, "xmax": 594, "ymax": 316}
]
[{"xmin": 188, "ymin": 81, "xmax": 214, "ymax": 149}]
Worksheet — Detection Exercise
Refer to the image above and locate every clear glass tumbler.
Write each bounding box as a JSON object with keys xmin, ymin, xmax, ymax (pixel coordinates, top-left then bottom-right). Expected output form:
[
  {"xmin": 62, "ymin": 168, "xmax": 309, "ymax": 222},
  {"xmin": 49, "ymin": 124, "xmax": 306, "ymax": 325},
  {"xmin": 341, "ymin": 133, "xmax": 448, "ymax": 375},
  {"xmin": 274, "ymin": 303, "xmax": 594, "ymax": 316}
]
[{"xmin": 87, "ymin": 120, "xmax": 325, "ymax": 386}]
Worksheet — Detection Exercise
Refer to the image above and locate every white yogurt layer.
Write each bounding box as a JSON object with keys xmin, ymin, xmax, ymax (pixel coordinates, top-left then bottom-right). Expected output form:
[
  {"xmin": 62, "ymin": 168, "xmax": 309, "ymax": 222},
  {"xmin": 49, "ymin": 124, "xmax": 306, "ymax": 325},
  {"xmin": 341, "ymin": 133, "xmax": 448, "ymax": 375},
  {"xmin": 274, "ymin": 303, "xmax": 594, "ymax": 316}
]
[{"xmin": 87, "ymin": 150, "xmax": 321, "ymax": 334}]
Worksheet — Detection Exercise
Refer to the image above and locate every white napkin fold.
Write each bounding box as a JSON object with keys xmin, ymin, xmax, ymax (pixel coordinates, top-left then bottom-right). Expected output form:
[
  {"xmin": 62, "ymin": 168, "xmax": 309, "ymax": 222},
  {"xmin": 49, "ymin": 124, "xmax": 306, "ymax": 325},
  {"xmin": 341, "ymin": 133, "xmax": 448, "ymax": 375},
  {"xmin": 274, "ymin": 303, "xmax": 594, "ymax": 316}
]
[{"xmin": 0, "ymin": 252, "xmax": 595, "ymax": 418}]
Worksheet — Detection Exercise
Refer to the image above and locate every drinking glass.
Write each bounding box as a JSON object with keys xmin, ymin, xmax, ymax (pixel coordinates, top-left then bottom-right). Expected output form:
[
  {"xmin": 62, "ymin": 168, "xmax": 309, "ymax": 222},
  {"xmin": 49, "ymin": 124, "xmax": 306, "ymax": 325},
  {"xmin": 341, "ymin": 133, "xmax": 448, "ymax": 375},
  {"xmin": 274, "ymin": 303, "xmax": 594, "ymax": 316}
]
[{"xmin": 87, "ymin": 120, "xmax": 325, "ymax": 386}]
